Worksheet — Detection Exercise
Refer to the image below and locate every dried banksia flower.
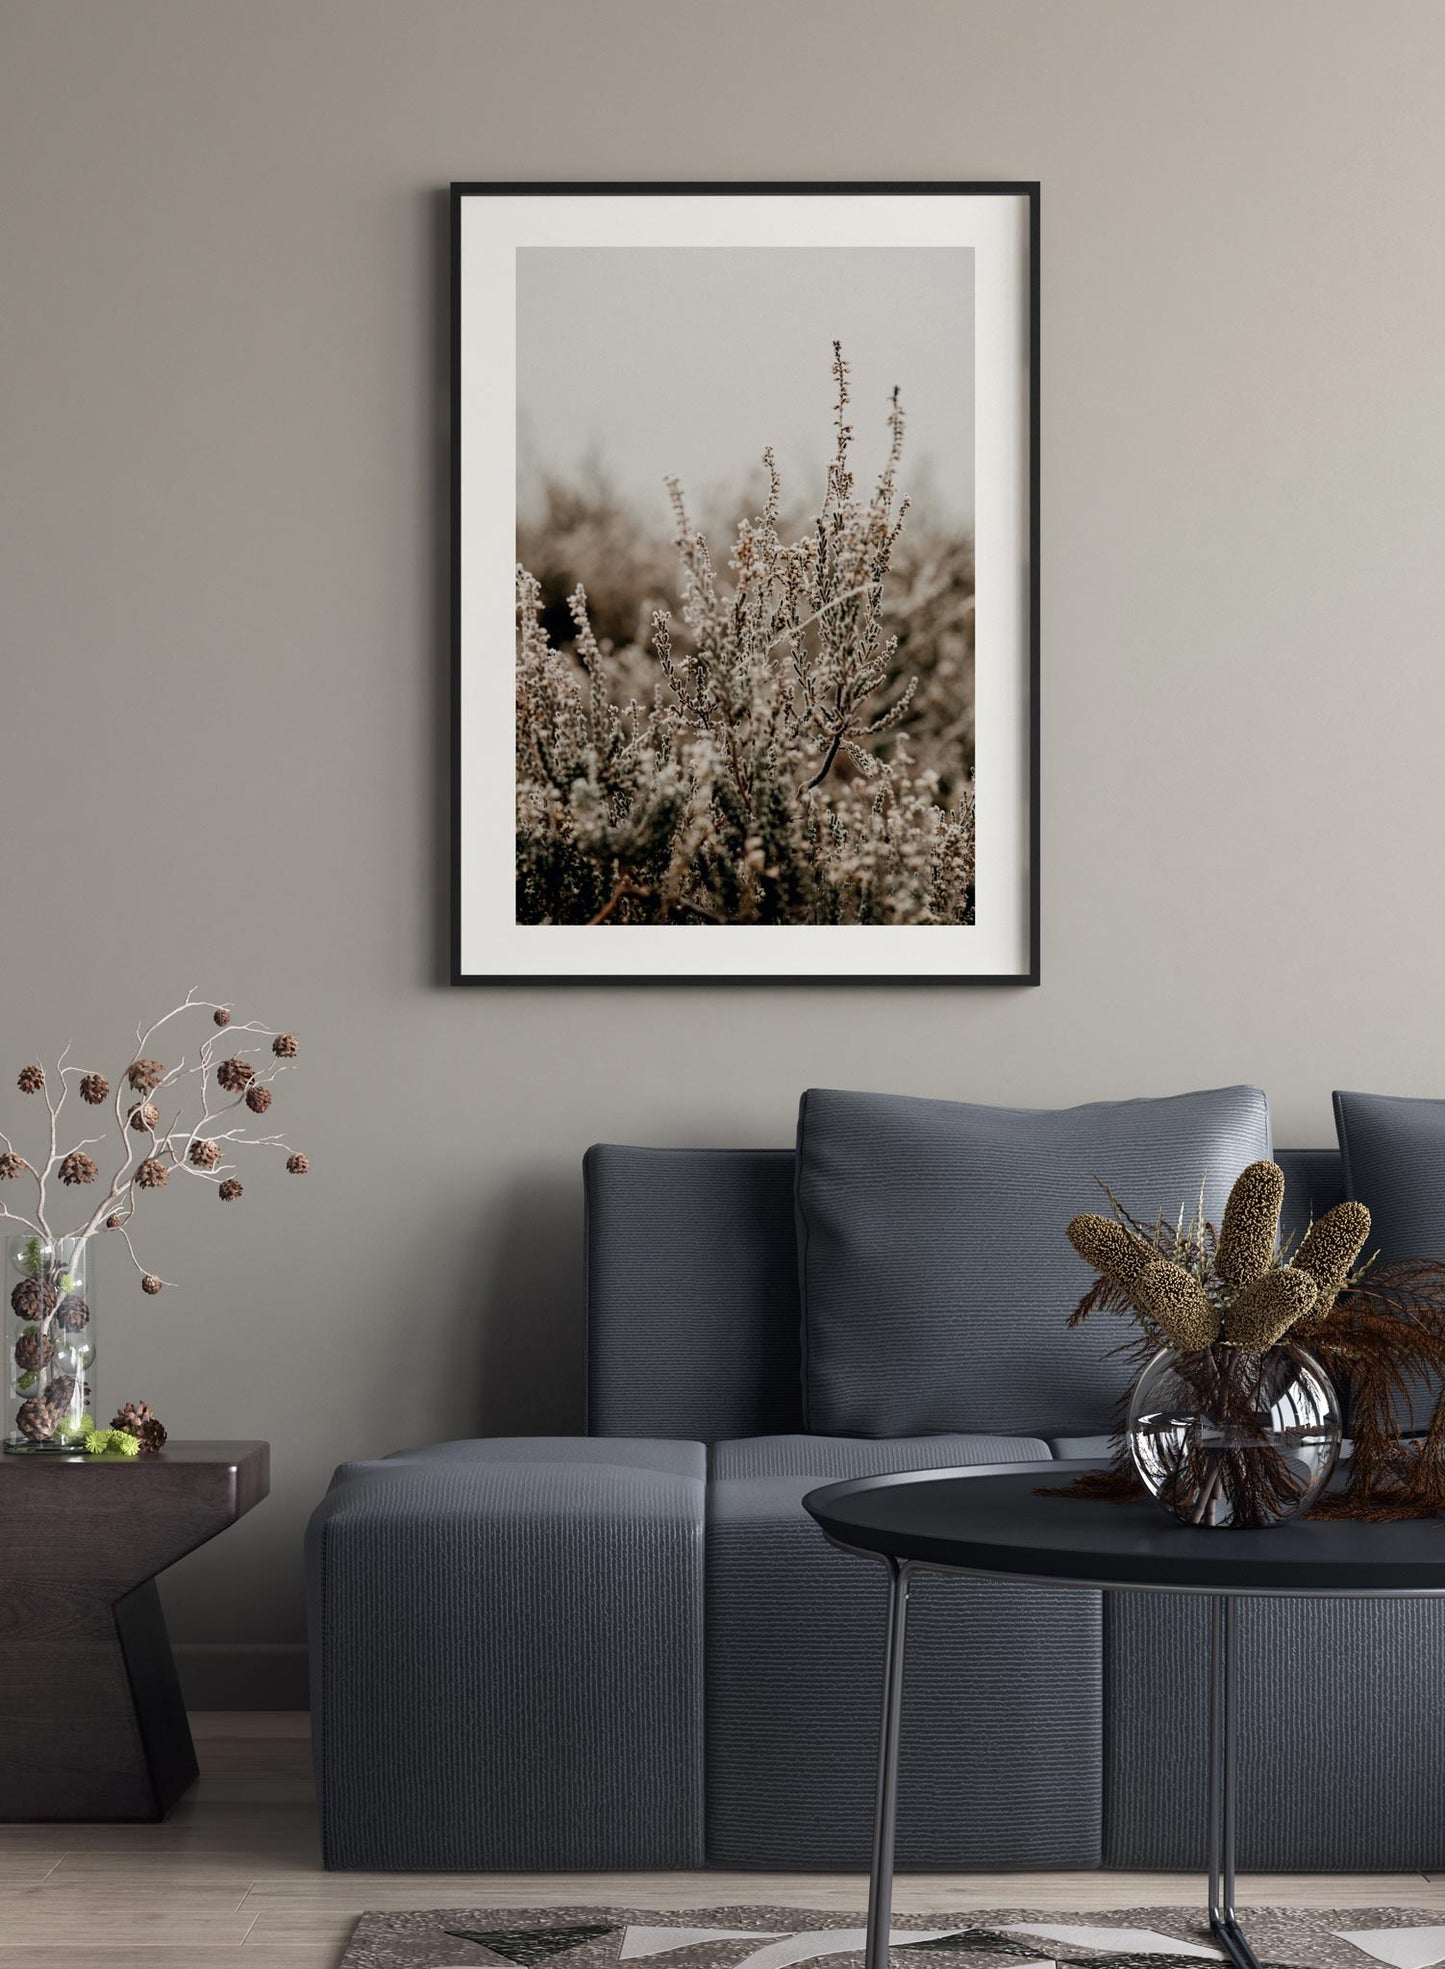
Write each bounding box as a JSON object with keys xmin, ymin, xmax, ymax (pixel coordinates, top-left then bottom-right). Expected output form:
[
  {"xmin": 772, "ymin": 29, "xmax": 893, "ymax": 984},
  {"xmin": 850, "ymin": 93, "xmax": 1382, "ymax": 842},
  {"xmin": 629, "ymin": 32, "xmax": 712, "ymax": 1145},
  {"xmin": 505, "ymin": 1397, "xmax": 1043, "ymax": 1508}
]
[
  {"xmin": 14, "ymin": 1329, "xmax": 54, "ymax": 1373},
  {"xmin": 127, "ymin": 1059, "xmax": 164, "ymax": 1093},
  {"xmin": 57, "ymin": 1296, "xmax": 90, "ymax": 1332},
  {"xmin": 213, "ymin": 1007, "xmax": 231, "ymax": 1027},
  {"xmin": 245, "ymin": 1085, "xmax": 272, "ymax": 1115},
  {"xmin": 140, "ymin": 1274, "xmax": 163, "ymax": 1295},
  {"xmin": 135, "ymin": 1158, "xmax": 168, "ymax": 1190},
  {"xmin": 1135, "ymin": 1259, "xmax": 1220, "ymax": 1350},
  {"xmin": 1227, "ymin": 1266, "xmax": 1318, "ymax": 1351},
  {"xmin": 10, "ymin": 1277, "xmax": 56, "ymax": 1322},
  {"xmin": 17, "ymin": 1064, "xmax": 44, "ymax": 1094},
  {"xmin": 129, "ymin": 1102, "xmax": 160, "ymax": 1133},
  {"xmin": 218, "ymin": 1178, "xmax": 243, "ymax": 1202},
  {"xmin": 1215, "ymin": 1161, "xmax": 1285, "ymax": 1286},
  {"xmin": 286, "ymin": 1152, "xmax": 309, "ymax": 1175},
  {"xmin": 217, "ymin": 1056, "xmax": 254, "ymax": 1092},
  {"xmin": 188, "ymin": 1137, "xmax": 221, "ymax": 1168},
  {"xmin": 0, "ymin": 1152, "xmax": 26, "ymax": 1181},
  {"xmin": 1067, "ymin": 1213, "xmax": 1154, "ymax": 1297},
  {"xmin": 79, "ymin": 1073, "xmax": 110, "ymax": 1105},
  {"xmin": 272, "ymin": 1033, "xmax": 299, "ymax": 1059},
  {"xmin": 1293, "ymin": 1200, "xmax": 1372, "ymax": 1321},
  {"xmin": 59, "ymin": 1151, "xmax": 98, "ymax": 1186}
]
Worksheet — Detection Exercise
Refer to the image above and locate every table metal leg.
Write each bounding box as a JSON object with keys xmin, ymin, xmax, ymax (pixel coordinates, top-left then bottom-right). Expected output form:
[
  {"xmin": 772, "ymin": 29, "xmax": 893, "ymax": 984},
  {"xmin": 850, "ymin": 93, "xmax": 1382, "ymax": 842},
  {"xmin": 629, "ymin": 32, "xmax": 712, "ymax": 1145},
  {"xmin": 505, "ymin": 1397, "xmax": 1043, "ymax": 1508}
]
[
  {"xmin": 1207, "ymin": 1596, "xmax": 1262, "ymax": 1969},
  {"xmin": 865, "ymin": 1557, "xmax": 911, "ymax": 1969}
]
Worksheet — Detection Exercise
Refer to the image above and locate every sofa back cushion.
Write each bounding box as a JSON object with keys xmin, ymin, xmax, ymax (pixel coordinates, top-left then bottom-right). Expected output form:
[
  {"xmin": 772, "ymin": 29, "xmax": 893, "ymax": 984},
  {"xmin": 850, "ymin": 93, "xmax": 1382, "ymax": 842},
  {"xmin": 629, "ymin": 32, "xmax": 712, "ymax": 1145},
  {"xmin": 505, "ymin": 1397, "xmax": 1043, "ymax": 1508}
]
[
  {"xmin": 1334, "ymin": 1091, "xmax": 1445, "ymax": 1267},
  {"xmin": 586, "ymin": 1145, "xmax": 803, "ymax": 1439},
  {"xmin": 795, "ymin": 1084, "xmax": 1272, "ymax": 1437}
]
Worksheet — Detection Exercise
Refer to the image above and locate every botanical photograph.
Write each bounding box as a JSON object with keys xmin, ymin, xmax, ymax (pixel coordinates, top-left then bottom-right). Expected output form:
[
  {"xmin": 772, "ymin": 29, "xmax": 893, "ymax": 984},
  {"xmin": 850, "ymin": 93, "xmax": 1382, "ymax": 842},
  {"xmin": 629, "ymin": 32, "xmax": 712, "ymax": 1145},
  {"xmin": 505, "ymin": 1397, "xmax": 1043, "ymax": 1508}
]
[{"xmin": 514, "ymin": 246, "xmax": 977, "ymax": 930}]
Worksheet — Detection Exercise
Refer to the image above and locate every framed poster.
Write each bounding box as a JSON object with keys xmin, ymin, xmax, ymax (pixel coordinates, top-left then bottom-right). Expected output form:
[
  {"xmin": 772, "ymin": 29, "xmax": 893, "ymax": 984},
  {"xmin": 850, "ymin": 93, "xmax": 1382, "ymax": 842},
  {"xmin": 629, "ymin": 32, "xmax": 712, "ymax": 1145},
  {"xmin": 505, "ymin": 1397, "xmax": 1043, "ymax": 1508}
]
[{"xmin": 453, "ymin": 182, "xmax": 1038, "ymax": 985}]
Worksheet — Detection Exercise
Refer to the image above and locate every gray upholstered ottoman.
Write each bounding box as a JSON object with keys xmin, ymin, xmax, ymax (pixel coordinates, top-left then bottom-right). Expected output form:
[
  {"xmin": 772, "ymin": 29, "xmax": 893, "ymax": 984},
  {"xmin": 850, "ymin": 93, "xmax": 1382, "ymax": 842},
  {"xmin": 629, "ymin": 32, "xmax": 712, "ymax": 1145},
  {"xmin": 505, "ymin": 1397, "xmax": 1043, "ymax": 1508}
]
[{"xmin": 305, "ymin": 1438, "xmax": 705, "ymax": 1870}]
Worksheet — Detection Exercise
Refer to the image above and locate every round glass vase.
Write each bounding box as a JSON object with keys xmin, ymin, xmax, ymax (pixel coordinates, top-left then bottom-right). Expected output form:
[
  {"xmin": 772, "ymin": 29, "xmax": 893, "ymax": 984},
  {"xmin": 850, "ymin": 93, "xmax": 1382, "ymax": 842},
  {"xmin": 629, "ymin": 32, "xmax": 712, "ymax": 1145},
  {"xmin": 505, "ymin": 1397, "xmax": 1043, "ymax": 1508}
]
[
  {"xmin": 1127, "ymin": 1341, "xmax": 1340, "ymax": 1529},
  {"xmin": 5, "ymin": 1234, "xmax": 95, "ymax": 1453}
]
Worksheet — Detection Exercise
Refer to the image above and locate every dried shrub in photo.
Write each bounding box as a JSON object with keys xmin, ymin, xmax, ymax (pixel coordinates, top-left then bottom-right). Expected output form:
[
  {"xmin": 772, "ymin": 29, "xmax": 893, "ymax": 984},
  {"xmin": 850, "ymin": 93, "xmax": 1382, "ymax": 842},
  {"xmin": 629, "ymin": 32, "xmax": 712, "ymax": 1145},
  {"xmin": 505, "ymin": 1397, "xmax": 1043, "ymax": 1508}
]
[{"xmin": 515, "ymin": 345, "xmax": 975, "ymax": 927}]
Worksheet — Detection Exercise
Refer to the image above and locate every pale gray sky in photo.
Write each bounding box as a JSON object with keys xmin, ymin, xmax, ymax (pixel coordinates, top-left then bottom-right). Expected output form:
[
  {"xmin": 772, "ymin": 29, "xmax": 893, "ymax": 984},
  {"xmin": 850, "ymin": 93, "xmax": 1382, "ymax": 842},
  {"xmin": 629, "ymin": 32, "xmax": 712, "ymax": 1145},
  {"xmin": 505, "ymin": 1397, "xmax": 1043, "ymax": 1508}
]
[{"xmin": 516, "ymin": 247, "xmax": 974, "ymax": 532}]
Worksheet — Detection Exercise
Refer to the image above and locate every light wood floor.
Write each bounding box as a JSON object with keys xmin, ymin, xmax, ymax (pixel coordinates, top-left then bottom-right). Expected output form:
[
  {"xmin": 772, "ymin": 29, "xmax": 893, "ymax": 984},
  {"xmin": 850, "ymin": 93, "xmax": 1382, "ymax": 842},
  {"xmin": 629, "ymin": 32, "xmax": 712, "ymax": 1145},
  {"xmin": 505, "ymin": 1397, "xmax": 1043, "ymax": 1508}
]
[{"xmin": 2, "ymin": 1715, "xmax": 1442, "ymax": 1967}]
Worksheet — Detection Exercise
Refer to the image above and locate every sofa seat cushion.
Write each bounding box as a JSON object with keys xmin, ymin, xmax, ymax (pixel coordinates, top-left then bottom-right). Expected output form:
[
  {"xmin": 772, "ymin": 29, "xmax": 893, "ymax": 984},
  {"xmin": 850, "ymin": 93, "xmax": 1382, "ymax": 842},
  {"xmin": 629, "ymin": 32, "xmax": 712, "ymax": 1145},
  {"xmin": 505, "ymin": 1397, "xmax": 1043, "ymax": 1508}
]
[
  {"xmin": 307, "ymin": 1437, "xmax": 705, "ymax": 1870},
  {"xmin": 706, "ymin": 1453, "xmax": 1100, "ymax": 1868},
  {"xmin": 1106, "ymin": 1592, "xmax": 1445, "ymax": 1868},
  {"xmin": 711, "ymin": 1432, "xmax": 1050, "ymax": 1481},
  {"xmin": 795, "ymin": 1083, "xmax": 1271, "ymax": 1437}
]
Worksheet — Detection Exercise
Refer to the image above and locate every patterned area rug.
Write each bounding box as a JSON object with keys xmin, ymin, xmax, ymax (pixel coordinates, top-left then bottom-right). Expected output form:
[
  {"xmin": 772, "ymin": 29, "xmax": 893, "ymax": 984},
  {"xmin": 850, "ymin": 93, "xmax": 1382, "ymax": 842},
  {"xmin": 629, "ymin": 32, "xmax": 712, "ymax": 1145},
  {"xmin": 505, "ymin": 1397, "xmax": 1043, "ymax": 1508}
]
[{"xmin": 336, "ymin": 1904, "xmax": 1445, "ymax": 1969}]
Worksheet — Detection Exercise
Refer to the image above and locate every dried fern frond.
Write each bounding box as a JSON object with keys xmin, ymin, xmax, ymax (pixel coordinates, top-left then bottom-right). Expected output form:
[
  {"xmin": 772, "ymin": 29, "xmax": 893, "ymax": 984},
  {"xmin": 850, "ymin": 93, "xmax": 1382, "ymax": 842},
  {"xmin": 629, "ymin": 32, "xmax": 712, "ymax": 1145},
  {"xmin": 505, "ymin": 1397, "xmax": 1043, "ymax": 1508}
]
[{"xmin": 1065, "ymin": 1268, "xmax": 1140, "ymax": 1329}]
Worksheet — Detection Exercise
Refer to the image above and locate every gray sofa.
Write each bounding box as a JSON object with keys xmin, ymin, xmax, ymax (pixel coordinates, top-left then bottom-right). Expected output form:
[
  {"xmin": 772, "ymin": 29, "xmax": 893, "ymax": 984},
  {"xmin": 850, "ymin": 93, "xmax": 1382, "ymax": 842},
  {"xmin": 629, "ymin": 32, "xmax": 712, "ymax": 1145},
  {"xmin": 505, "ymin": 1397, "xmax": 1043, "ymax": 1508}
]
[{"xmin": 306, "ymin": 1135, "xmax": 1445, "ymax": 1873}]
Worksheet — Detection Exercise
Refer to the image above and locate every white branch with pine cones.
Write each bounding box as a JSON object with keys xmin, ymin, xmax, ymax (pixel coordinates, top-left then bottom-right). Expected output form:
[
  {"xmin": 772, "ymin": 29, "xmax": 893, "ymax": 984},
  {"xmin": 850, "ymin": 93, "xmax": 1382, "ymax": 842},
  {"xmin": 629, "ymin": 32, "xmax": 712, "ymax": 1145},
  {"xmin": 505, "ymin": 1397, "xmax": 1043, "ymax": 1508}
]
[{"xmin": 0, "ymin": 989, "xmax": 309, "ymax": 1294}]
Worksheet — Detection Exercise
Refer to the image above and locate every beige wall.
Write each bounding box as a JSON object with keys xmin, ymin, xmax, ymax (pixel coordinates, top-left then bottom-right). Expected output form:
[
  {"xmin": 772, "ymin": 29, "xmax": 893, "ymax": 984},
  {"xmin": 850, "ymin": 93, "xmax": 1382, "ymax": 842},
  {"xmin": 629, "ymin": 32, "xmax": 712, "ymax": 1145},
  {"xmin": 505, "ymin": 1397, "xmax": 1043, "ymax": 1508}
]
[{"xmin": 4, "ymin": 0, "xmax": 1444, "ymax": 1698}]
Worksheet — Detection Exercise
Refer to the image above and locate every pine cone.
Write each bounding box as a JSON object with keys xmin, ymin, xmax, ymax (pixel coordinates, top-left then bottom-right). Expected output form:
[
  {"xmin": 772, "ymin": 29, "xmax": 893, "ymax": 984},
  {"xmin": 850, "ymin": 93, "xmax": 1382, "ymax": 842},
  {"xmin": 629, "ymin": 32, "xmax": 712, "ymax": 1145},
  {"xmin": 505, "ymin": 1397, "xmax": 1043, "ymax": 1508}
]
[
  {"xmin": 112, "ymin": 1400, "xmax": 156, "ymax": 1434},
  {"xmin": 79, "ymin": 1073, "xmax": 110, "ymax": 1105},
  {"xmin": 218, "ymin": 1178, "xmax": 243, "ymax": 1202},
  {"xmin": 217, "ymin": 1057, "xmax": 254, "ymax": 1092},
  {"xmin": 1215, "ymin": 1161, "xmax": 1286, "ymax": 1287},
  {"xmin": 16, "ymin": 1064, "xmax": 44, "ymax": 1094},
  {"xmin": 45, "ymin": 1373, "xmax": 76, "ymax": 1414},
  {"xmin": 14, "ymin": 1329, "xmax": 54, "ymax": 1373},
  {"xmin": 286, "ymin": 1153, "xmax": 309, "ymax": 1175},
  {"xmin": 57, "ymin": 1296, "xmax": 91, "ymax": 1332},
  {"xmin": 140, "ymin": 1274, "xmax": 163, "ymax": 1295},
  {"xmin": 59, "ymin": 1151, "xmax": 98, "ymax": 1186},
  {"xmin": 16, "ymin": 1397, "xmax": 55, "ymax": 1442},
  {"xmin": 245, "ymin": 1085, "xmax": 272, "ymax": 1115},
  {"xmin": 188, "ymin": 1138, "xmax": 221, "ymax": 1168},
  {"xmin": 135, "ymin": 1158, "xmax": 168, "ymax": 1190},
  {"xmin": 127, "ymin": 1059, "xmax": 165, "ymax": 1092},
  {"xmin": 128, "ymin": 1102, "xmax": 160, "ymax": 1133},
  {"xmin": 0, "ymin": 1152, "xmax": 27, "ymax": 1181},
  {"xmin": 135, "ymin": 1417, "xmax": 168, "ymax": 1453},
  {"xmin": 213, "ymin": 1008, "xmax": 232, "ymax": 1027},
  {"xmin": 271, "ymin": 1033, "xmax": 299, "ymax": 1059},
  {"xmin": 11, "ymin": 1277, "xmax": 57, "ymax": 1323},
  {"xmin": 105, "ymin": 1213, "xmax": 122, "ymax": 1230}
]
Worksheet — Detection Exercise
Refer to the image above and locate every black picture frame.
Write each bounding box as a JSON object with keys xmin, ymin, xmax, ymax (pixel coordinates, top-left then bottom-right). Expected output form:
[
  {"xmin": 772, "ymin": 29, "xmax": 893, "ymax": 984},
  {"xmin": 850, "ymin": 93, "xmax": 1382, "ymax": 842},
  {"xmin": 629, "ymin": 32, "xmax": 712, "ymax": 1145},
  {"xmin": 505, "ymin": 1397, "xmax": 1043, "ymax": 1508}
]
[{"xmin": 451, "ymin": 180, "xmax": 1039, "ymax": 986}]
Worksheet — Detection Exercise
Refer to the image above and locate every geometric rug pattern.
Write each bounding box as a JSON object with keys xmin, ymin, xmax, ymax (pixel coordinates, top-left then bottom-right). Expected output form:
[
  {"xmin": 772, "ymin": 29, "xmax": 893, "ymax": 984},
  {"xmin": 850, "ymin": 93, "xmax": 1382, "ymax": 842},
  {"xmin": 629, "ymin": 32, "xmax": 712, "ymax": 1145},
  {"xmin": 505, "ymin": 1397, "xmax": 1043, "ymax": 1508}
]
[{"xmin": 335, "ymin": 1904, "xmax": 1445, "ymax": 1969}]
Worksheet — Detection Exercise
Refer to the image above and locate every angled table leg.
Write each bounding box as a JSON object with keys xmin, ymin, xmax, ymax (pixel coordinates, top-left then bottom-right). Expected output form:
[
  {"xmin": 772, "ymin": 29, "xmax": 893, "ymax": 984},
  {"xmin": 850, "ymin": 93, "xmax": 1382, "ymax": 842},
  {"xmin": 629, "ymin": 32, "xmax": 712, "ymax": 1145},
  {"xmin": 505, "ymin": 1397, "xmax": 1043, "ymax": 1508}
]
[
  {"xmin": 865, "ymin": 1556, "xmax": 911, "ymax": 1969},
  {"xmin": 1207, "ymin": 1595, "xmax": 1264, "ymax": 1969}
]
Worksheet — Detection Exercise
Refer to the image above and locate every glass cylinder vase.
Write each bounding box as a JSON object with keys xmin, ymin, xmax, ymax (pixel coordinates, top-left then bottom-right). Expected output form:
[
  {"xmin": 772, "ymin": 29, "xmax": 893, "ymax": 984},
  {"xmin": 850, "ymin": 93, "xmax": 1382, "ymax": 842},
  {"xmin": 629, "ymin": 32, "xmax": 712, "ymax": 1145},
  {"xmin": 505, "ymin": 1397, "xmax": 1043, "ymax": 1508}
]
[
  {"xmin": 1127, "ymin": 1341, "xmax": 1340, "ymax": 1528},
  {"xmin": 5, "ymin": 1234, "xmax": 95, "ymax": 1453}
]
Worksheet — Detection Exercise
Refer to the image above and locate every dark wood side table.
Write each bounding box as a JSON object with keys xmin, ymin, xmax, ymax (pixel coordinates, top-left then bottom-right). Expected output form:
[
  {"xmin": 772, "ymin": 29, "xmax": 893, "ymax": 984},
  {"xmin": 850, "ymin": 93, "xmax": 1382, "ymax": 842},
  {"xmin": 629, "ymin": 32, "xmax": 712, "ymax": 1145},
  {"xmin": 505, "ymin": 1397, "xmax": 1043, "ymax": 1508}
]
[{"xmin": 0, "ymin": 1440, "xmax": 269, "ymax": 1820}]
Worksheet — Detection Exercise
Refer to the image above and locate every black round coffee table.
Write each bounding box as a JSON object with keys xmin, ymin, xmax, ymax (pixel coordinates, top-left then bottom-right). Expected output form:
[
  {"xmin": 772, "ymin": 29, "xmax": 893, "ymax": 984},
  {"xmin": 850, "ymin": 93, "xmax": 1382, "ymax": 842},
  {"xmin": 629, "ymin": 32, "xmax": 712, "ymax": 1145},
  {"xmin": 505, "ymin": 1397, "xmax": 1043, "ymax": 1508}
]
[{"xmin": 804, "ymin": 1460, "xmax": 1445, "ymax": 1969}]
